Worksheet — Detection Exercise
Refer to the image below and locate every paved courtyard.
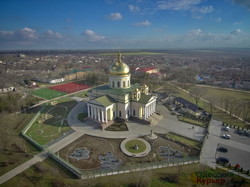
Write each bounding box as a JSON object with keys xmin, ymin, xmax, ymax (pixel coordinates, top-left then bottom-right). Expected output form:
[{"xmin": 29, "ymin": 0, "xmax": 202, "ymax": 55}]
[{"xmin": 67, "ymin": 102, "xmax": 206, "ymax": 142}]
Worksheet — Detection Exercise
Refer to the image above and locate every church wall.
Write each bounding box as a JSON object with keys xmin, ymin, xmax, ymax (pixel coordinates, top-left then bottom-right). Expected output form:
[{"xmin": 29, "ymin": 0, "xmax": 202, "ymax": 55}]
[{"xmin": 131, "ymin": 101, "xmax": 144, "ymax": 118}]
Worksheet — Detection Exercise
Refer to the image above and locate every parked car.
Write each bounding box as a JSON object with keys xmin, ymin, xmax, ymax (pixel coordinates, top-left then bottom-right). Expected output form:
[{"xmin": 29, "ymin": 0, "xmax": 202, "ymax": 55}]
[
  {"xmin": 224, "ymin": 126, "xmax": 230, "ymax": 131},
  {"xmin": 222, "ymin": 134, "xmax": 231, "ymax": 139},
  {"xmin": 217, "ymin": 147, "xmax": 228, "ymax": 152},
  {"xmin": 216, "ymin": 157, "xmax": 229, "ymax": 164}
]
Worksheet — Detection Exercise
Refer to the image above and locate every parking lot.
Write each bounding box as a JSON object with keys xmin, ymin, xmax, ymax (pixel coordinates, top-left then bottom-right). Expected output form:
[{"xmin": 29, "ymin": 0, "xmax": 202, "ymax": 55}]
[{"xmin": 216, "ymin": 126, "xmax": 250, "ymax": 170}]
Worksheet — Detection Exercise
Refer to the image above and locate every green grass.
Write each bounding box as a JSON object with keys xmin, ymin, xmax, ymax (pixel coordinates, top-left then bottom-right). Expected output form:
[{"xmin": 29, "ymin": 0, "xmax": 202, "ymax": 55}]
[
  {"xmin": 165, "ymin": 82, "xmax": 249, "ymax": 128},
  {"xmin": 32, "ymin": 88, "xmax": 66, "ymax": 100},
  {"xmin": 25, "ymin": 101, "xmax": 77, "ymax": 145},
  {"xmin": 77, "ymin": 113, "xmax": 88, "ymax": 122},
  {"xmin": 125, "ymin": 140, "xmax": 146, "ymax": 153},
  {"xmin": 166, "ymin": 132, "xmax": 201, "ymax": 148},
  {"xmin": 178, "ymin": 116, "xmax": 207, "ymax": 127},
  {"xmin": 105, "ymin": 122, "xmax": 128, "ymax": 131}
]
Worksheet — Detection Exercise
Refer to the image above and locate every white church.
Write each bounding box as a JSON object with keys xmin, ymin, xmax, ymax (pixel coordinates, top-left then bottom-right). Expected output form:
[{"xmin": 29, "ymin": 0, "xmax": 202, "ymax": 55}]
[{"xmin": 86, "ymin": 53, "xmax": 157, "ymax": 129}]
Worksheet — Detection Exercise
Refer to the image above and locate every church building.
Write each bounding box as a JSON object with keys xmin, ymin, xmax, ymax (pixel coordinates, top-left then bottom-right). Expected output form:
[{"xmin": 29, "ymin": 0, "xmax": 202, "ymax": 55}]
[{"xmin": 86, "ymin": 53, "xmax": 157, "ymax": 128}]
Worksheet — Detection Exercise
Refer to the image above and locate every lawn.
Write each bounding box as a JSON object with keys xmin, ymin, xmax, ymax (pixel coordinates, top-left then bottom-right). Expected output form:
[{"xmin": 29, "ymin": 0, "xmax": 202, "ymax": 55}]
[
  {"xmin": 165, "ymin": 82, "xmax": 249, "ymax": 128},
  {"xmin": 32, "ymin": 88, "xmax": 66, "ymax": 100},
  {"xmin": 105, "ymin": 122, "xmax": 128, "ymax": 131},
  {"xmin": 77, "ymin": 113, "xmax": 88, "ymax": 122},
  {"xmin": 178, "ymin": 116, "xmax": 207, "ymax": 127},
  {"xmin": 26, "ymin": 100, "xmax": 77, "ymax": 145},
  {"xmin": 125, "ymin": 140, "xmax": 146, "ymax": 153},
  {"xmin": 166, "ymin": 132, "xmax": 201, "ymax": 148}
]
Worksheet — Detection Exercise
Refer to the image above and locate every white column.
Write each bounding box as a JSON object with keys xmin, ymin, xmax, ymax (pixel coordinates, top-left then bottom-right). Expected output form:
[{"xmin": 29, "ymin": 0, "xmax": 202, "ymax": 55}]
[
  {"xmin": 144, "ymin": 107, "xmax": 146, "ymax": 120},
  {"xmin": 105, "ymin": 108, "xmax": 108, "ymax": 123},
  {"xmin": 91, "ymin": 105, "xmax": 94, "ymax": 118},
  {"xmin": 101, "ymin": 110, "xmax": 104, "ymax": 122},
  {"xmin": 145, "ymin": 106, "xmax": 148, "ymax": 119},
  {"xmin": 94, "ymin": 107, "xmax": 97, "ymax": 119},
  {"xmin": 97, "ymin": 107, "xmax": 100, "ymax": 121},
  {"xmin": 87, "ymin": 104, "xmax": 90, "ymax": 117}
]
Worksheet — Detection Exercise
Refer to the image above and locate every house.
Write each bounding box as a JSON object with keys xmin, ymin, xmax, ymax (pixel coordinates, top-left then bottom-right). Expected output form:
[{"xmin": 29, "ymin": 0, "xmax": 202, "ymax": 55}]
[{"xmin": 174, "ymin": 97, "xmax": 202, "ymax": 117}]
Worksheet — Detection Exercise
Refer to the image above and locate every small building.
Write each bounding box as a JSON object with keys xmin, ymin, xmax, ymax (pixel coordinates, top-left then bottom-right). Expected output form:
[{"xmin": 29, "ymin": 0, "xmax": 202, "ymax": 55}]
[
  {"xmin": 174, "ymin": 97, "xmax": 202, "ymax": 117},
  {"xmin": 64, "ymin": 68, "xmax": 93, "ymax": 81},
  {"xmin": 135, "ymin": 67, "xmax": 159, "ymax": 74}
]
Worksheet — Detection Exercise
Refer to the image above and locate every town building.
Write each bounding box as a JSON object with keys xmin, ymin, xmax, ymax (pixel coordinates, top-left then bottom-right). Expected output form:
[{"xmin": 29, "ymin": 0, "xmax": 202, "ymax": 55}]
[{"xmin": 87, "ymin": 53, "xmax": 157, "ymax": 129}]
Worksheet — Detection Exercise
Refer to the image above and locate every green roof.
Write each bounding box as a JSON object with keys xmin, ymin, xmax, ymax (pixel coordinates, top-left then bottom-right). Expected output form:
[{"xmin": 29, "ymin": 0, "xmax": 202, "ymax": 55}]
[
  {"xmin": 93, "ymin": 95, "xmax": 116, "ymax": 107},
  {"xmin": 138, "ymin": 94, "xmax": 153, "ymax": 104},
  {"xmin": 90, "ymin": 84, "xmax": 141, "ymax": 96},
  {"xmin": 65, "ymin": 69, "xmax": 93, "ymax": 75}
]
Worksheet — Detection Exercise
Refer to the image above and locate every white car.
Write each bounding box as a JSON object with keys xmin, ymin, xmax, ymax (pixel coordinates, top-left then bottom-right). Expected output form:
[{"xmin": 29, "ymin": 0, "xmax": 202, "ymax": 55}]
[
  {"xmin": 222, "ymin": 134, "xmax": 231, "ymax": 139},
  {"xmin": 224, "ymin": 126, "xmax": 230, "ymax": 131}
]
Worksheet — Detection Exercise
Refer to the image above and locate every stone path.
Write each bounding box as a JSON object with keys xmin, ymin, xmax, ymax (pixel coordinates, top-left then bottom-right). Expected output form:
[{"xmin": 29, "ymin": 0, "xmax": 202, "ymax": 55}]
[
  {"xmin": 0, "ymin": 130, "xmax": 85, "ymax": 185},
  {"xmin": 200, "ymin": 120, "xmax": 222, "ymax": 168},
  {"xmin": 68, "ymin": 103, "xmax": 206, "ymax": 142}
]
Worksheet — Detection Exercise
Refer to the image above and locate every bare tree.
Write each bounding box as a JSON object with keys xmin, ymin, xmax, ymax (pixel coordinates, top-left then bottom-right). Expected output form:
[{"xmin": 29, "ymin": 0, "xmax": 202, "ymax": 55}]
[
  {"xmin": 191, "ymin": 87, "xmax": 205, "ymax": 107},
  {"xmin": 241, "ymin": 101, "xmax": 250, "ymax": 122}
]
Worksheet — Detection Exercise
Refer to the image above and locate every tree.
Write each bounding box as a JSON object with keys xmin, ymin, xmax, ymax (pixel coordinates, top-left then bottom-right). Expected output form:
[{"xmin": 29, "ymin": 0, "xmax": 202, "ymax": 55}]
[{"xmin": 190, "ymin": 87, "xmax": 205, "ymax": 107}]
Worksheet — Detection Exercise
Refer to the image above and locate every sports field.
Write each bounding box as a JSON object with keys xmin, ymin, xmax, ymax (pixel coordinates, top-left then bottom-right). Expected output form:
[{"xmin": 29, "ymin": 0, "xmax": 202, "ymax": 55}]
[
  {"xmin": 32, "ymin": 88, "xmax": 66, "ymax": 100},
  {"xmin": 49, "ymin": 82, "xmax": 91, "ymax": 94},
  {"xmin": 32, "ymin": 82, "xmax": 91, "ymax": 100}
]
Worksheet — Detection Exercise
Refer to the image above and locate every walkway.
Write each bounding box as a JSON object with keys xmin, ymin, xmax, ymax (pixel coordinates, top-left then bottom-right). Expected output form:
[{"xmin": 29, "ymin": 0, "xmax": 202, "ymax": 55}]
[
  {"xmin": 68, "ymin": 102, "xmax": 206, "ymax": 142},
  {"xmin": 0, "ymin": 130, "xmax": 85, "ymax": 185},
  {"xmin": 200, "ymin": 120, "xmax": 222, "ymax": 168}
]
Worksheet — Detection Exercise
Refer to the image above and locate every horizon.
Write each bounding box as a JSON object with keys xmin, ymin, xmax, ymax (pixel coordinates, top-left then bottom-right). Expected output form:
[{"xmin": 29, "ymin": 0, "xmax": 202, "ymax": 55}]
[{"xmin": 1, "ymin": 0, "xmax": 250, "ymax": 50}]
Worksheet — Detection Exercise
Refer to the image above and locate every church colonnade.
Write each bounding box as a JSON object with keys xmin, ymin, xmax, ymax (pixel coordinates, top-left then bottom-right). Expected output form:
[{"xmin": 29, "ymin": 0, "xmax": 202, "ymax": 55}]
[
  {"xmin": 87, "ymin": 104, "xmax": 113, "ymax": 123},
  {"xmin": 144, "ymin": 100, "xmax": 156, "ymax": 120}
]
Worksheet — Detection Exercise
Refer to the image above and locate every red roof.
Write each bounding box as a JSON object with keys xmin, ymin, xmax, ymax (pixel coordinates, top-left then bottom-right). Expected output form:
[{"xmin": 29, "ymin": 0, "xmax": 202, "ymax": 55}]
[{"xmin": 136, "ymin": 67, "xmax": 157, "ymax": 72}]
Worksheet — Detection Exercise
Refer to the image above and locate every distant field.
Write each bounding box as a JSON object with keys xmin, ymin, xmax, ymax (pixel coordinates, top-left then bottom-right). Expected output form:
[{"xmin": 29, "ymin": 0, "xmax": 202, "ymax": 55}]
[
  {"xmin": 32, "ymin": 88, "xmax": 66, "ymax": 100},
  {"xmin": 99, "ymin": 52, "xmax": 164, "ymax": 56}
]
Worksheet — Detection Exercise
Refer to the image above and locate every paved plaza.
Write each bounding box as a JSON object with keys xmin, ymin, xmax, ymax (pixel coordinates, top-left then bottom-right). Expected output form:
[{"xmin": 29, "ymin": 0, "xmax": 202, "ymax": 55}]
[{"xmin": 67, "ymin": 102, "xmax": 206, "ymax": 142}]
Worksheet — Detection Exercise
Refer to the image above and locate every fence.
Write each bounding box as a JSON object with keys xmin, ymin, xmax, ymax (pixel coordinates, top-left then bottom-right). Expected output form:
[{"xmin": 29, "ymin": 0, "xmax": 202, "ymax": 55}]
[
  {"xmin": 46, "ymin": 152, "xmax": 199, "ymax": 179},
  {"xmin": 81, "ymin": 157, "xmax": 200, "ymax": 179},
  {"xmin": 48, "ymin": 151, "xmax": 82, "ymax": 178},
  {"xmin": 21, "ymin": 105, "xmax": 46, "ymax": 150}
]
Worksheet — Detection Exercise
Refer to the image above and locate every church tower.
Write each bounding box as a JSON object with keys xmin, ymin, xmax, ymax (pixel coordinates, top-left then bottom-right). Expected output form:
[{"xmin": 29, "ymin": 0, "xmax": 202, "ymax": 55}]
[{"xmin": 109, "ymin": 53, "xmax": 131, "ymax": 89}]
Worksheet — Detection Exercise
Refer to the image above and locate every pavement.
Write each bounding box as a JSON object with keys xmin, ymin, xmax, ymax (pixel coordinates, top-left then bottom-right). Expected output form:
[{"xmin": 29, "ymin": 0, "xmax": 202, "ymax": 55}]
[
  {"xmin": 200, "ymin": 120, "xmax": 222, "ymax": 168},
  {"xmin": 68, "ymin": 102, "xmax": 206, "ymax": 142},
  {"xmin": 0, "ymin": 102, "xmax": 206, "ymax": 185}
]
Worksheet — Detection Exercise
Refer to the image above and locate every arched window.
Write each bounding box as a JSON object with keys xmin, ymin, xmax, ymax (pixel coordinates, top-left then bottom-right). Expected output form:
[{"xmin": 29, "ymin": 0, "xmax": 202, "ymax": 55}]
[
  {"xmin": 117, "ymin": 81, "xmax": 120, "ymax": 87},
  {"xmin": 123, "ymin": 81, "xmax": 126, "ymax": 87},
  {"xmin": 112, "ymin": 81, "xmax": 115, "ymax": 87}
]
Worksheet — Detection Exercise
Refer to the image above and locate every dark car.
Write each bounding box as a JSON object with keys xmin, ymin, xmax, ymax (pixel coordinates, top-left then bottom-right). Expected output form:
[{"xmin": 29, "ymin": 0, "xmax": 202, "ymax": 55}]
[
  {"xmin": 217, "ymin": 147, "xmax": 228, "ymax": 153},
  {"xmin": 216, "ymin": 157, "xmax": 229, "ymax": 164}
]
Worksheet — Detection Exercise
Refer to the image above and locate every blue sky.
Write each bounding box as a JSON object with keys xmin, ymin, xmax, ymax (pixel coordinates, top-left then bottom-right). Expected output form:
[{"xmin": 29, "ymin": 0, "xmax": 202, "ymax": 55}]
[{"xmin": 0, "ymin": 0, "xmax": 250, "ymax": 49}]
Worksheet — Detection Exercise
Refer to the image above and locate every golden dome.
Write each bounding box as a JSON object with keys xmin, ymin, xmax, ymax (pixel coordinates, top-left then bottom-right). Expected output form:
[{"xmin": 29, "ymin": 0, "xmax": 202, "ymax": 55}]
[{"xmin": 109, "ymin": 53, "xmax": 130, "ymax": 76}]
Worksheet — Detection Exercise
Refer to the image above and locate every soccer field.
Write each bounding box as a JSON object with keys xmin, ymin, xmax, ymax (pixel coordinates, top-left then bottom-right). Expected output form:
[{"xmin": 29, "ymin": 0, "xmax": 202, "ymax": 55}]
[{"xmin": 32, "ymin": 88, "xmax": 66, "ymax": 100}]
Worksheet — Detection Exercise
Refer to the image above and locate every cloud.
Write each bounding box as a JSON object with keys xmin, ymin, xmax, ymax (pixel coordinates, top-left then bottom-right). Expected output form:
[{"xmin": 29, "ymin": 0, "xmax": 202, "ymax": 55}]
[
  {"xmin": 233, "ymin": 0, "xmax": 250, "ymax": 10},
  {"xmin": 230, "ymin": 28, "xmax": 242, "ymax": 35},
  {"xmin": 83, "ymin": 29, "xmax": 106, "ymax": 42},
  {"xmin": 187, "ymin": 29, "xmax": 202, "ymax": 37},
  {"xmin": 128, "ymin": 5, "xmax": 140, "ymax": 12},
  {"xmin": 134, "ymin": 20, "xmax": 151, "ymax": 26},
  {"xmin": 233, "ymin": 21, "xmax": 243, "ymax": 25},
  {"xmin": 43, "ymin": 30, "xmax": 63, "ymax": 39},
  {"xmin": 195, "ymin": 6, "xmax": 214, "ymax": 14},
  {"xmin": 108, "ymin": 12, "xmax": 122, "ymax": 20},
  {"xmin": 0, "ymin": 27, "xmax": 38, "ymax": 42},
  {"xmin": 216, "ymin": 17, "xmax": 222, "ymax": 22},
  {"xmin": 156, "ymin": 0, "xmax": 201, "ymax": 11}
]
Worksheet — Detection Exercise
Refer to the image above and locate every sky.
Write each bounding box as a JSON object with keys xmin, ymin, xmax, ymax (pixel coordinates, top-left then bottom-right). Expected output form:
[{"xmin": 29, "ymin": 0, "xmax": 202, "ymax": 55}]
[{"xmin": 0, "ymin": 0, "xmax": 250, "ymax": 50}]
